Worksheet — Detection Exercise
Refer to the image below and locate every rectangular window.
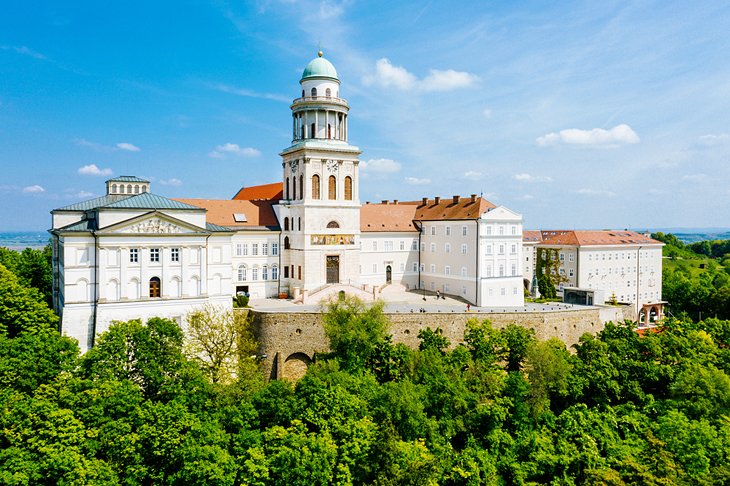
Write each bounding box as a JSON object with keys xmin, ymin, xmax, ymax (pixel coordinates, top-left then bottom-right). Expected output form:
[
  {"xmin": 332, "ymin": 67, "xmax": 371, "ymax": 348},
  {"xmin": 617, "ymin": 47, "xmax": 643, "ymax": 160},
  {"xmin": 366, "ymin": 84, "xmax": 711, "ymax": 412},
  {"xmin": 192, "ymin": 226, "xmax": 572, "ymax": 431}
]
[
  {"xmin": 511, "ymin": 263, "xmax": 516, "ymax": 276},
  {"xmin": 412, "ymin": 262, "xmax": 418, "ymax": 272},
  {"xmin": 445, "ymin": 226, "xmax": 451, "ymax": 236},
  {"xmin": 511, "ymin": 244, "xmax": 516, "ymax": 254},
  {"xmin": 499, "ymin": 244, "xmax": 504, "ymax": 255},
  {"xmin": 444, "ymin": 283, "xmax": 450, "ymax": 292},
  {"xmin": 420, "ymin": 243, "xmax": 425, "ymax": 252},
  {"xmin": 569, "ymin": 268, "xmax": 574, "ymax": 277},
  {"xmin": 150, "ymin": 248, "xmax": 160, "ymax": 262},
  {"xmin": 242, "ymin": 244, "xmax": 248, "ymax": 256},
  {"xmin": 400, "ymin": 262, "xmax": 405, "ymax": 272},
  {"xmin": 569, "ymin": 253, "xmax": 575, "ymax": 262},
  {"xmin": 559, "ymin": 268, "xmax": 565, "ymax": 275},
  {"xmin": 487, "ymin": 244, "xmax": 493, "ymax": 255},
  {"xmin": 252, "ymin": 267, "xmax": 258, "ymax": 280},
  {"xmin": 171, "ymin": 248, "xmax": 180, "ymax": 262},
  {"xmin": 486, "ymin": 225, "xmax": 492, "ymax": 235},
  {"xmin": 252, "ymin": 244, "xmax": 258, "ymax": 256},
  {"xmin": 461, "ymin": 267, "xmax": 467, "ymax": 277},
  {"xmin": 559, "ymin": 253, "xmax": 565, "ymax": 261},
  {"xmin": 445, "ymin": 265, "xmax": 450, "ymax": 275},
  {"xmin": 430, "ymin": 264, "xmax": 436, "ymax": 273},
  {"xmin": 445, "ymin": 243, "xmax": 451, "ymax": 253},
  {"xmin": 236, "ymin": 244, "xmax": 243, "ymax": 256},
  {"xmin": 431, "ymin": 243, "xmax": 436, "ymax": 253},
  {"xmin": 298, "ymin": 266, "xmax": 301, "ymax": 280},
  {"xmin": 420, "ymin": 263, "xmax": 425, "ymax": 272},
  {"xmin": 373, "ymin": 263, "xmax": 377, "ymax": 273},
  {"xmin": 486, "ymin": 265, "xmax": 492, "ymax": 277},
  {"xmin": 430, "ymin": 226, "xmax": 436, "ymax": 235},
  {"xmin": 384, "ymin": 241, "xmax": 393, "ymax": 251},
  {"xmin": 461, "ymin": 244, "xmax": 467, "ymax": 255},
  {"xmin": 399, "ymin": 240, "xmax": 405, "ymax": 251},
  {"xmin": 462, "ymin": 225, "xmax": 468, "ymax": 236},
  {"xmin": 511, "ymin": 225, "xmax": 516, "ymax": 235},
  {"xmin": 272, "ymin": 243, "xmax": 279, "ymax": 256},
  {"xmin": 372, "ymin": 241, "xmax": 377, "ymax": 251},
  {"xmin": 262, "ymin": 266, "xmax": 268, "ymax": 280},
  {"xmin": 129, "ymin": 248, "xmax": 139, "ymax": 263},
  {"xmin": 262, "ymin": 243, "xmax": 268, "ymax": 256},
  {"xmin": 284, "ymin": 266, "xmax": 289, "ymax": 278},
  {"xmin": 412, "ymin": 240, "xmax": 418, "ymax": 250}
]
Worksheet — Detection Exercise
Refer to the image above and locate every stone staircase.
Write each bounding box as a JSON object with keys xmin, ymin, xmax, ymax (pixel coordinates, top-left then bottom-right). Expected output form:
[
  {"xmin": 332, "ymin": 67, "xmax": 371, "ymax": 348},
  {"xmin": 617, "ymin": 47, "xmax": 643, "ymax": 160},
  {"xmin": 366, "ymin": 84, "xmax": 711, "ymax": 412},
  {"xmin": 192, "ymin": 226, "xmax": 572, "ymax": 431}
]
[{"xmin": 295, "ymin": 282, "xmax": 380, "ymax": 305}]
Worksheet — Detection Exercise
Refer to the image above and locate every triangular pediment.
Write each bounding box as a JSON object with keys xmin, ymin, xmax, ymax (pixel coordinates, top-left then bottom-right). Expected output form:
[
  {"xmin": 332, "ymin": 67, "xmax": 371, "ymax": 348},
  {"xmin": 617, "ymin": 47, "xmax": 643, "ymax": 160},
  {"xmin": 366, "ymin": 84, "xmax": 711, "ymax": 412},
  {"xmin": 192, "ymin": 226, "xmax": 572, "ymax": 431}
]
[
  {"xmin": 481, "ymin": 205, "xmax": 522, "ymax": 220},
  {"xmin": 97, "ymin": 211, "xmax": 208, "ymax": 235}
]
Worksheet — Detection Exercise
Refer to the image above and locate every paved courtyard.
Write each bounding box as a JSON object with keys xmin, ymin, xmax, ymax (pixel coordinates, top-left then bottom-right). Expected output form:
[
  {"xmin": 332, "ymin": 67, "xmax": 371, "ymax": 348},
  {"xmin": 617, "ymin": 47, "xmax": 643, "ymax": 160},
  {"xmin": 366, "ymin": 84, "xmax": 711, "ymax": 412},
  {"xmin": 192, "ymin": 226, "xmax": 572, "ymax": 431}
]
[{"xmin": 249, "ymin": 286, "xmax": 592, "ymax": 314}]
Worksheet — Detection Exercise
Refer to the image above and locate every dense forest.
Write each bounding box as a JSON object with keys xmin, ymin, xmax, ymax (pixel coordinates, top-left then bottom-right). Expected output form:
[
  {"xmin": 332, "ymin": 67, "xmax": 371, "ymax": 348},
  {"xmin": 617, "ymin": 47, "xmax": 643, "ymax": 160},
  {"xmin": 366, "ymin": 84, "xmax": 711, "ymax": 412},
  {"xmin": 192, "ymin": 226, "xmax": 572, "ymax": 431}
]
[{"xmin": 1, "ymin": 243, "xmax": 729, "ymax": 484}]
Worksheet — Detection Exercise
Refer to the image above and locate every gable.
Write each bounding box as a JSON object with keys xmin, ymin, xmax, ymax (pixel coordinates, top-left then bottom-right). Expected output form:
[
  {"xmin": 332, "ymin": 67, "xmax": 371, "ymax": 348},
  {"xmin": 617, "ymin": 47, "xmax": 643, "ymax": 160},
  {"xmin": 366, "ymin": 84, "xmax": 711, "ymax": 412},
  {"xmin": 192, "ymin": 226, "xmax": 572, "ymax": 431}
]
[{"xmin": 96, "ymin": 211, "xmax": 208, "ymax": 235}]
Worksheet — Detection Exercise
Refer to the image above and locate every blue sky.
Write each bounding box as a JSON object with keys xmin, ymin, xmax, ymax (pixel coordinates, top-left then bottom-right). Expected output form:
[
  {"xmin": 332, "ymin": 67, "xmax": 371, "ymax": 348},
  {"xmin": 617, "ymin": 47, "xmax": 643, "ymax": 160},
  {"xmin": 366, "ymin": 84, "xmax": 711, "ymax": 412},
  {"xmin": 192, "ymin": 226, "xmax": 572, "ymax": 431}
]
[{"xmin": 1, "ymin": 1, "xmax": 729, "ymax": 231}]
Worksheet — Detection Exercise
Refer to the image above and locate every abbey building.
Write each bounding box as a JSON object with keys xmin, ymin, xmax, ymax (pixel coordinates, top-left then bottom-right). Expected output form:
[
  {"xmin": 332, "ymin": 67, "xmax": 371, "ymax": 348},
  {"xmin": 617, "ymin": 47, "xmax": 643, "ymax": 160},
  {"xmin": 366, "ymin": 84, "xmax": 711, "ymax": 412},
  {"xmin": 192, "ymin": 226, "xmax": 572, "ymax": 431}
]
[{"xmin": 49, "ymin": 52, "xmax": 658, "ymax": 351}]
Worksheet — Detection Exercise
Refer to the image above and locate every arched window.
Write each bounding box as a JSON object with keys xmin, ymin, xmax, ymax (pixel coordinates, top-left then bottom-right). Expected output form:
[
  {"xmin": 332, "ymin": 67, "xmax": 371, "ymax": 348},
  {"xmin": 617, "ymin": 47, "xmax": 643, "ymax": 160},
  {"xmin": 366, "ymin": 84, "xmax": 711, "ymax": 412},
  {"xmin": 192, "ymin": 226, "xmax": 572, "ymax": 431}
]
[
  {"xmin": 327, "ymin": 221, "xmax": 340, "ymax": 228},
  {"xmin": 134, "ymin": 185, "xmax": 140, "ymax": 194},
  {"xmin": 292, "ymin": 178, "xmax": 296, "ymax": 200},
  {"xmin": 310, "ymin": 123, "xmax": 316, "ymax": 139},
  {"xmin": 238, "ymin": 265, "xmax": 247, "ymax": 281},
  {"xmin": 312, "ymin": 174, "xmax": 320, "ymax": 199},
  {"xmin": 326, "ymin": 88, "xmax": 331, "ymax": 97},
  {"xmin": 119, "ymin": 185, "xmax": 125, "ymax": 194},
  {"xmin": 328, "ymin": 175, "xmax": 336, "ymax": 200},
  {"xmin": 285, "ymin": 178, "xmax": 290, "ymax": 199},
  {"xmin": 141, "ymin": 185, "xmax": 147, "ymax": 193},
  {"xmin": 272, "ymin": 265, "xmax": 278, "ymax": 280},
  {"xmin": 112, "ymin": 184, "xmax": 117, "ymax": 193},
  {"xmin": 284, "ymin": 236, "xmax": 290, "ymax": 250},
  {"xmin": 299, "ymin": 175, "xmax": 303, "ymax": 199},
  {"xmin": 127, "ymin": 184, "xmax": 133, "ymax": 193},
  {"xmin": 311, "ymin": 87, "xmax": 317, "ymax": 97},
  {"xmin": 344, "ymin": 176, "xmax": 353, "ymax": 200},
  {"xmin": 298, "ymin": 217, "xmax": 301, "ymax": 231},
  {"xmin": 300, "ymin": 125, "xmax": 305, "ymax": 139},
  {"xmin": 149, "ymin": 277, "xmax": 161, "ymax": 298},
  {"xmin": 301, "ymin": 89, "xmax": 305, "ymax": 97},
  {"xmin": 284, "ymin": 217, "xmax": 289, "ymax": 231}
]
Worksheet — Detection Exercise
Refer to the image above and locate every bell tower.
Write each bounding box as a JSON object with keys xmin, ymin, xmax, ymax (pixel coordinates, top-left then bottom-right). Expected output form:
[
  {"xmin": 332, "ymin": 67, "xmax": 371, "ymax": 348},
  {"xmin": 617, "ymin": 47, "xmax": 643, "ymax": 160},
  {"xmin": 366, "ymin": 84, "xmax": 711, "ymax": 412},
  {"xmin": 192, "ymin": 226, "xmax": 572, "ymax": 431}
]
[{"xmin": 278, "ymin": 52, "xmax": 362, "ymax": 296}]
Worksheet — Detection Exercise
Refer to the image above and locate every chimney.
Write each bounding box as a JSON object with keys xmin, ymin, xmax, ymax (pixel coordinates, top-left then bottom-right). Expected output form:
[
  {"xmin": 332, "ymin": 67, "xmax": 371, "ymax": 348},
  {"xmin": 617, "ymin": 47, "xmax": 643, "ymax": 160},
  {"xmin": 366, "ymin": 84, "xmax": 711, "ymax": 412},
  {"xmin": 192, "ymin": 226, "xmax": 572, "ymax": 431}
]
[
  {"xmin": 366, "ymin": 201, "xmax": 370, "ymax": 205},
  {"xmin": 382, "ymin": 200, "xmax": 389, "ymax": 205},
  {"xmin": 434, "ymin": 196, "xmax": 440, "ymax": 204},
  {"xmin": 421, "ymin": 197, "xmax": 428, "ymax": 206},
  {"xmin": 393, "ymin": 200, "xmax": 398, "ymax": 205},
  {"xmin": 471, "ymin": 194, "xmax": 477, "ymax": 203},
  {"xmin": 453, "ymin": 195, "xmax": 460, "ymax": 204}
]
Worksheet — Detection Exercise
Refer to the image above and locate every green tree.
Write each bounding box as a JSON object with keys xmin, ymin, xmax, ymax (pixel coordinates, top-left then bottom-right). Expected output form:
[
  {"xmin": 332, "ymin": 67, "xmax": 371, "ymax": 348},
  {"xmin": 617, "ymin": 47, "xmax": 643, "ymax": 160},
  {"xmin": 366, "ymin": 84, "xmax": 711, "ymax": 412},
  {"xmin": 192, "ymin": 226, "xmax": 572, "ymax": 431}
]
[{"xmin": 0, "ymin": 263, "xmax": 58, "ymax": 337}]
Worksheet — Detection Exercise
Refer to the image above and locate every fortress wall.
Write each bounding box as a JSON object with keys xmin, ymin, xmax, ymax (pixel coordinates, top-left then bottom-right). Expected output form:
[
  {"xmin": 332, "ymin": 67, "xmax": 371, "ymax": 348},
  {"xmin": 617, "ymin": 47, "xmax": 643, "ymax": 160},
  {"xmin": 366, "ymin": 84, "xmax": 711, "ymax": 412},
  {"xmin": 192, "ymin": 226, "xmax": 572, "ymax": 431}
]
[{"xmin": 250, "ymin": 304, "xmax": 635, "ymax": 380}]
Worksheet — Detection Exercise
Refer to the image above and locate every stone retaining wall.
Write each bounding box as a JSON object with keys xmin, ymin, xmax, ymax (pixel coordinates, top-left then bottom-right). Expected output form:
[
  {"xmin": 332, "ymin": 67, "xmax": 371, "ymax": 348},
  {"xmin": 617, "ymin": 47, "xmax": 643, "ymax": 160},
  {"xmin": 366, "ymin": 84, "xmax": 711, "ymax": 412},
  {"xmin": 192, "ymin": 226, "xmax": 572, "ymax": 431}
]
[{"xmin": 251, "ymin": 304, "xmax": 635, "ymax": 380}]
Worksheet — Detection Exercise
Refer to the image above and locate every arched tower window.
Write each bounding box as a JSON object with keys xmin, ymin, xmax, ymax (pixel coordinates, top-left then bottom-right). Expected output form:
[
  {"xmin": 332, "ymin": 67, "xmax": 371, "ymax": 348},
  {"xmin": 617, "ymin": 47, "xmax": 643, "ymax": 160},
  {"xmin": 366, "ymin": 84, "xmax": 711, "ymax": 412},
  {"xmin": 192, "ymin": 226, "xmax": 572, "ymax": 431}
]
[
  {"xmin": 111, "ymin": 184, "xmax": 117, "ymax": 193},
  {"xmin": 310, "ymin": 123, "xmax": 315, "ymax": 139},
  {"xmin": 284, "ymin": 236, "xmax": 290, "ymax": 250},
  {"xmin": 300, "ymin": 124, "xmax": 304, "ymax": 139},
  {"xmin": 299, "ymin": 175, "xmax": 303, "ymax": 199},
  {"xmin": 142, "ymin": 185, "xmax": 147, "ymax": 193},
  {"xmin": 344, "ymin": 176, "xmax": 353, "ymax": 200},
  {"xmin": 312, "ymin": 174, "xmax": 320, "ymax": 199},
  {"xmin": 326, "ymin": 88, "xmax": 331, "ymax": 97},
  {"xmin": 119, "ymin": 185, "xmax": 125, "ymax": 194},
  {"xmin": 149, "ymin": 277, "xmax": 161, "ymax": 298},
  {"xmin": 328, "ymin": 175, "xmax": 337, "ymax": 200},
  {"xmin": 127, "ymin": 184, "xmax": 132, "ymax": 193},
  {"xmin": 284, "ymin": 217, "xmax": 289, "ymax": 231},
  {"xmin": 301, "ymin": 89, "xmax": 305, "ymax": 97},
  {"xmin": 311, "ymin": 87, "xmax": 317, "ymax": 97},
  {"xmin": 134, "ymin": 185, "xmax": 140, "ymax": 194},
  {"xmin": 298, "ymin": 217, "xmax": 301, "ymax": 231},
  {"xmin": 238, "ymin": 265, "xmax": 247, "ymax": 281},
  {"xmin": 327, "ymin": 221, "xmax": 340, "ymax": 228},
  {"xmin": 286, "ymin": 178, "xmax": 290, "ymax": 199}
]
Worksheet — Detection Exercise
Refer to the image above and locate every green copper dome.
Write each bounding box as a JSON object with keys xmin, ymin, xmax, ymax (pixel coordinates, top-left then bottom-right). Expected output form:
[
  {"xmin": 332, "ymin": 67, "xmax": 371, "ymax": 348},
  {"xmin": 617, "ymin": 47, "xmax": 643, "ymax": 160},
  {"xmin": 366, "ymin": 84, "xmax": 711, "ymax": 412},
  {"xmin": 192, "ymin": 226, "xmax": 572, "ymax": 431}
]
[{"xmin": 301, "ymin": 52, "xmax": 339, "ymax": 81}]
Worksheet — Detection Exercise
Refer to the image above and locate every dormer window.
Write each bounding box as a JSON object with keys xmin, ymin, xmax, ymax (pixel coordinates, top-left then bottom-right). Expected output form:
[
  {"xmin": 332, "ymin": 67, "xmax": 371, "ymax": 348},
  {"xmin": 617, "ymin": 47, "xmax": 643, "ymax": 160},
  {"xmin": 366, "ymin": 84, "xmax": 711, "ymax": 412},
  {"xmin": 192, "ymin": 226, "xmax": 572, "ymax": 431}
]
[{"xmin": 311, "ymin": 87, "xmax": 317, "ymax": 97}]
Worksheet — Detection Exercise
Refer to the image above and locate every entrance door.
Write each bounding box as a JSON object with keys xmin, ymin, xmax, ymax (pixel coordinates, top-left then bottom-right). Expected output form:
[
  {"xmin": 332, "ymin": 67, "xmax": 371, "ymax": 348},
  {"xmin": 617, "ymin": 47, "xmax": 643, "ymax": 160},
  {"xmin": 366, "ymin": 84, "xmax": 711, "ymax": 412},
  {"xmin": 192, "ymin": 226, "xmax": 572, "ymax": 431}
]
[
  {"xmin": 386, "ymin": 265, "xmax": 392, "ymax": 284},
  {"xmin": 326, "ymin": 255, "xmax": 339, "ymax": 284}
]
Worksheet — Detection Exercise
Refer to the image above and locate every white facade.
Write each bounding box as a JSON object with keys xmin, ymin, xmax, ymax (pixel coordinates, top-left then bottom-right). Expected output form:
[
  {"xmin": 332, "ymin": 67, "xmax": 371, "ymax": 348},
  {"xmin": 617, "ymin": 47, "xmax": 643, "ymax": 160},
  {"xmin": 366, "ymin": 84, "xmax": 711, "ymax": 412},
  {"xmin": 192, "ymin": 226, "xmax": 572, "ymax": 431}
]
[{"xmin": 359, "ymin": 232, "xmax": 419, "ymax": 289}]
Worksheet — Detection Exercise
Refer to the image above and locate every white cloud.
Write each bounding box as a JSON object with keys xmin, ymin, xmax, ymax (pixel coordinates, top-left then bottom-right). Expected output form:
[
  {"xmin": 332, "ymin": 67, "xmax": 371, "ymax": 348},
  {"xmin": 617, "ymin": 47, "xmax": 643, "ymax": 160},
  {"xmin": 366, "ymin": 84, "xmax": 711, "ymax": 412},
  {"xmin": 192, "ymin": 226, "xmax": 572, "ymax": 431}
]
[
  {"xmin": 362, "ymin": 58, "xmax": 478, "ymax": 92},
  {"xmin": 78, "ymin": 164, "xmax": 113, "ymax": 176},
  {"xmin": 516, "ymin": 194, "xmax": 535, "ymax": 200},
  {"xmin": 209, "ymin": 143, "xmax": 261, "ymax": 159},
  {"xmin": 513, "ymin": 173, "xmax": 553, "ymax": 183},
  {"xmin": 697, "ymin": 133, "xmax": 730, "ymax": 146},
  {"xmin": 576, "ymin": 188, "xmax": 617, "ymax": 197},
  {"xmin": 0, "ymin": 45, "xmax": 46, "ymax": 59},
  {"xmin": 463, "ymin": 171, "xmax": 483, "ymax": 179},
  {"xmin": 421, "ymin": 69, "xmax": 479, "ymax": 92},
  {"xmin": 116, "ymin": 142, "xmax": 140, "ymax": 152},
  {"xmin": 74, "ymin": 191, "xmax": 94, "ymax": 198},
  {"xmin": 22, "ymin": 185, "xmax": 45, "ymax": 193},
  {"xmin": 536, "ymin": 124, "xmax": 640, "ymax": 147},
  {"xmin": 159, "ymin": 178, "xmax": 183, "ymax": 186},
  {"xmin": 405, "ymin": 176, "xmax": 431, "ymax": 185},
  {"xmin": 212, "ymin": 84, "xmax": 290, "ymax": 103},
  {"xmin": 682, "ymin": 173, "xmax": 706, "ymax": 182},
  {"xmin": 360, "ymin": 158, "xmax": 401, "ymax": 174}
]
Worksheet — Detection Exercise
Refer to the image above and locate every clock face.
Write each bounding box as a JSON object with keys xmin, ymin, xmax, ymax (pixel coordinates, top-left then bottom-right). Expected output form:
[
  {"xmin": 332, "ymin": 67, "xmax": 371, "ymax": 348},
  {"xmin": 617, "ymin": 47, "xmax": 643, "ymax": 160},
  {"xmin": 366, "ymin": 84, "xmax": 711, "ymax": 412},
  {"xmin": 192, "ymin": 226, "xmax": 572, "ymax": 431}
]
[
  {"xmin": 327, "ymin": 160, "xmax": 338, "ymax": 172},
  {"xmin": 290, "ymin": 160, "xmax": 299, "ymax": 173}
]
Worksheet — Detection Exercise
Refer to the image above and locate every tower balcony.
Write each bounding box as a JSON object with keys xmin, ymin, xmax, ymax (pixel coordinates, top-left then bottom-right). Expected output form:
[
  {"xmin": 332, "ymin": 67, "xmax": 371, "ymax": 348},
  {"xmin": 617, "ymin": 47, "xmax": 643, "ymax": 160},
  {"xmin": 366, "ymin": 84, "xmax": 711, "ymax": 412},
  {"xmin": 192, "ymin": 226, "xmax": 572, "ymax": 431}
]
[{"xmin": 291, "ymin": 95, "xmax": 349, "ymax": 108}]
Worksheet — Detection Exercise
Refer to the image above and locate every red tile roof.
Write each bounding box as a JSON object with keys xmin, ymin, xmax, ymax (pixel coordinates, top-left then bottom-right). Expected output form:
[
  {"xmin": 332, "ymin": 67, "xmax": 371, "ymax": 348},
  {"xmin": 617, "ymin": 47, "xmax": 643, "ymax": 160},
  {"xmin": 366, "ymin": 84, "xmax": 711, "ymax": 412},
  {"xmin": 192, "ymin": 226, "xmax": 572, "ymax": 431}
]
[
  {"xmin": 361, "ymin": 202, "xmax": 419, "ymax": 232},
  {"xmin": 523, "ymin": 230, "xmax": 543, "ymax": 243},
  {"xmin": 232, "ymin": 182, "xmax": 283, "ymax": 201},
  {"xmin": 360, "ymin": 196, "xmax": 496, "ymax": 232},
  {"xmin": 538, "ymin": 230, "xmax": 662, "ymax": 246},
  {"xmin": 413, "ymin": 196, "xmax": 495, "ymax": 220},
  {"xmin": 173, "ymin": 198, "xmax": 279, "ymax": 229}
]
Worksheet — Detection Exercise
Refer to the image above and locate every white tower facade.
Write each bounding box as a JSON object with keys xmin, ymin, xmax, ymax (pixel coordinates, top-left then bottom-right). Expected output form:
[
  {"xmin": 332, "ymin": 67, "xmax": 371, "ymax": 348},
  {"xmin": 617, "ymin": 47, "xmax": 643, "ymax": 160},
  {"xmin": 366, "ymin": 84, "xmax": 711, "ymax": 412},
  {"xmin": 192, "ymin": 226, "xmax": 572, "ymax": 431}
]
[{"xmin": 279, "ymin": 52, "xmax": 362, "ymax": 295}]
